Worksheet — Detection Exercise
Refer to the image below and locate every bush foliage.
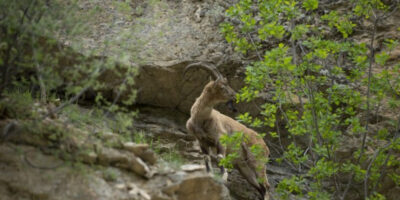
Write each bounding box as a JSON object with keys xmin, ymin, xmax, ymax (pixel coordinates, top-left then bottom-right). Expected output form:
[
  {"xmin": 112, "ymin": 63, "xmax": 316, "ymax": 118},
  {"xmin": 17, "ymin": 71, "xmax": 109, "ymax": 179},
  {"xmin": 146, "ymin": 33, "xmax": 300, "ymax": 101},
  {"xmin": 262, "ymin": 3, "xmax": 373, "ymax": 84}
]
[
  {"xmin": 221, "ymin": 0, "xmax": 400, "ymax": 199},
  {"xmin": 0, "ymin": 0, "xmax": 140, "ymax": 129}
]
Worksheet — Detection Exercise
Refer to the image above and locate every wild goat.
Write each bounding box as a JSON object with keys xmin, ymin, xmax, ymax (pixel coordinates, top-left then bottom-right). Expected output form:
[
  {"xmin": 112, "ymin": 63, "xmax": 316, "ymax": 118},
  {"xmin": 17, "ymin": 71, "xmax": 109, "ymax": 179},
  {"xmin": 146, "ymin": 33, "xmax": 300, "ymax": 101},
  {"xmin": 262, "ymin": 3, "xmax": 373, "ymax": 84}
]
[{"xmin": 184, "ymin": 62, "xmax": 270, "ymax": 200}]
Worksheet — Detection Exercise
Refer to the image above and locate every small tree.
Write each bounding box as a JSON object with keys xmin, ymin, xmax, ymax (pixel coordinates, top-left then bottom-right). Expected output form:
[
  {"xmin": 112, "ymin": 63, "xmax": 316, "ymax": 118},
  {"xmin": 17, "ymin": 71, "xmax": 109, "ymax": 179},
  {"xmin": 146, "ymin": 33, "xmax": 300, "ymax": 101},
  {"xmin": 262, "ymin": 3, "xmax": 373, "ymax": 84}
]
[{"xmin": 0, "ymin": 0, "xmax": 148, "ymax": 134}]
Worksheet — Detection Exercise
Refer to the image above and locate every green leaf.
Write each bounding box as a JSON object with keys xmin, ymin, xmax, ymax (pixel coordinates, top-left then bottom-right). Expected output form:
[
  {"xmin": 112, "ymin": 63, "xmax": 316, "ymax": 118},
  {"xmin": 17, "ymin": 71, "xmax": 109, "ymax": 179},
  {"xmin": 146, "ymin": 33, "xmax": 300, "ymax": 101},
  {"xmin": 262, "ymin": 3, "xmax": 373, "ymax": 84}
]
[
  {"xmin": 269, "ymin": 132, "xmax": 278, "ymax": 138},
  {"xmin": 303, "ymin": 0, "xmax": 319, "ymax": 11},
  {"xmin": 375, "ymin": 51, "xmax": 389, "ymax": 66}
]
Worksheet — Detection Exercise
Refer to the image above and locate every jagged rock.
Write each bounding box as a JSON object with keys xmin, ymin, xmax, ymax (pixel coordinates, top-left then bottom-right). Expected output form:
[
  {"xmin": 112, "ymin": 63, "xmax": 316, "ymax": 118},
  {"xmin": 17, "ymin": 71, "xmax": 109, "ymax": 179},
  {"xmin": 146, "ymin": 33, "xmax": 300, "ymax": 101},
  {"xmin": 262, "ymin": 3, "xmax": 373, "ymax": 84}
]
[
  {"xmin": 97, "ymin": 147, "xmax": 130, "ymax": 165},
  {"xmin": 128, "ymin": 157, "xmax": 154, "ymax": 179},
  {"xmin": 156, "ymin": 143, "xmax": 176, "ymax": 154},
  {"xmin": 115, "ymin": 183, "xmax": 127, "ymax": 190},
  {"xmin": 180, "ymin": 164, "xmax": 206, "ymax": 172},
  {"xmin": 123, "ymin": 142, "xmax": 157, "ymax": 165},
  {"xmin": 79, "ymin": 150, "xmax": 98, "ymax": 164},
  {"xmin": 75, "ymin": 0, "xmax": 249, "ymax": 115},
  {"xmin": 123, "ymin": 142, "xmax": 149, "ymax": 155},
  {"xmin": 127, "ymin": 183, "xmax": 151, "ymax": 200},
  {"xmin": 0, "ymin": 144, "xmax": 121, "ymax": 200},
  {"xmin": 159, "ymin": 172, "xmax": 231, "ymax": 200},
  {"xmin": 6, "ymin": 0, "xmax": 400, "ymax": 199},
  {"xmin": 182, "ymin": 151, "xmax": 203, "ymax": 161},
  {"xmin": 1, "ymin": 142, "xmax": 231, "ymax": 200},
  {"xmin": 134, "ymin": 122, "xmax": 195, "ymax": 142},
  {"xmin": 97, "ymin": 147, "xmax": 153, "ymax": 178},
  {"xmin": 141, "ymin": 149, "xmax": 157, "ymax": 165},
  {"xmin": 102, "ymin": 131, "xmax": 115, "ymax": 140}
]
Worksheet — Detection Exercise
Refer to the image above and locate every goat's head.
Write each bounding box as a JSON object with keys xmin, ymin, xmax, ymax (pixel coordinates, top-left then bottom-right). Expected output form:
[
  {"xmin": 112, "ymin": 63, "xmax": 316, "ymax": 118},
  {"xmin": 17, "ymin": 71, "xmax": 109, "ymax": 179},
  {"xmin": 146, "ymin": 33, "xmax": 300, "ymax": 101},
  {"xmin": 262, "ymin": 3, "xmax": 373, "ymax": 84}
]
[{"xmin": 184, "ymin": 62, "xmax": 237, "ymax": 112}]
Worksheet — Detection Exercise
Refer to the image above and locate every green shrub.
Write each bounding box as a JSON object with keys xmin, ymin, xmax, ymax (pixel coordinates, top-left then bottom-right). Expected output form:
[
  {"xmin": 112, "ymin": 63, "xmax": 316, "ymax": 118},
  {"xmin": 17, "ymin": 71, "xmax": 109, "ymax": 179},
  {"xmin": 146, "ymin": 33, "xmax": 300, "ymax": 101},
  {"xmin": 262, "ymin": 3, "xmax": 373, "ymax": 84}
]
[
  {"xmin": 221, "ymin": 0, "xmax": 400, "ymax": 199},
  {"xmin": 0, "ymin": 90, "xmax": 36, "ymax": 119}
]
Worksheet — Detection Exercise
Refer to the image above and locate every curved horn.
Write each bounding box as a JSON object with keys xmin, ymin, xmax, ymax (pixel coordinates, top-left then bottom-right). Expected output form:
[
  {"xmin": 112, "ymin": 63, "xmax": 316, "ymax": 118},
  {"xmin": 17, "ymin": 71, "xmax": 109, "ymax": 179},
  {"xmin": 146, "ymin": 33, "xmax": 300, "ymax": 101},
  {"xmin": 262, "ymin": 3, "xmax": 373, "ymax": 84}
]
[{"xmin": 184, "ymin": 62, "xmax": 223, "ymax": 80}]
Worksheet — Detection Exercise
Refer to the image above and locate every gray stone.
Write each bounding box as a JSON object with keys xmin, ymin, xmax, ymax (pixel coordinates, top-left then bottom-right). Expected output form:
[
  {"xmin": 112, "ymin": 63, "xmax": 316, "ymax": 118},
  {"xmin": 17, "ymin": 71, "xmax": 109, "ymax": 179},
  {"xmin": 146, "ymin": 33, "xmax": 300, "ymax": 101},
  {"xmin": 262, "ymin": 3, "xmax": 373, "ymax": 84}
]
[
  {"xmin": 123, "ymin": 142, "xmax": 149, "ymax": 155},
  {"xmin": 180, "ymin": 164, "xmax": 206, "ymax": 172},
  {"xmin": 79, "ymin": 151, "xmax": 98, "ymax": 164},
  {"xmin": 141, "ymin": 149, "xmax": 158, "ymax": 165},
  {"xmin": 123, "ymin": 142, "xmax": 158, "ymax": 165},
  {"xmin": 97, "ymin": 147, "xmax": 129, "ymax": 165},
  {"xmin": 129, "ymin": 157, "xmax": 154, "ymax": 179},
  {"xmin": 161, "ymin": 172, "xmax": 231, "ymax": 200}
]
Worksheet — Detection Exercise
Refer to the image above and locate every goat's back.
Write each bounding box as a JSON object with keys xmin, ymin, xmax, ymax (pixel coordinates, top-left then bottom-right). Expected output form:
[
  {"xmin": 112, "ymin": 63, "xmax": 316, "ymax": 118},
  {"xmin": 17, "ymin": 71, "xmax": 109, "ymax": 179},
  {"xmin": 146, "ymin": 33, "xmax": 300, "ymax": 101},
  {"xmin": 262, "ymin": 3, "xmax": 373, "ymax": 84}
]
[{"xmin": 216, "ymin": 111, "xmax": 270, "ymax": 156}]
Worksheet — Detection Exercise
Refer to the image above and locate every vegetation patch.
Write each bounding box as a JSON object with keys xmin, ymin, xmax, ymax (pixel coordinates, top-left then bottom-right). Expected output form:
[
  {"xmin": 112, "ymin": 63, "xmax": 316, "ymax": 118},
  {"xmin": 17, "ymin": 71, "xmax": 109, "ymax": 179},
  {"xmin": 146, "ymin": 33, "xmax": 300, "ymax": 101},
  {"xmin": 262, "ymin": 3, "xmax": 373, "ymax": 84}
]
[{"xmin": 221, "ymin": 0, "xmax": 400, "ymax": 199}]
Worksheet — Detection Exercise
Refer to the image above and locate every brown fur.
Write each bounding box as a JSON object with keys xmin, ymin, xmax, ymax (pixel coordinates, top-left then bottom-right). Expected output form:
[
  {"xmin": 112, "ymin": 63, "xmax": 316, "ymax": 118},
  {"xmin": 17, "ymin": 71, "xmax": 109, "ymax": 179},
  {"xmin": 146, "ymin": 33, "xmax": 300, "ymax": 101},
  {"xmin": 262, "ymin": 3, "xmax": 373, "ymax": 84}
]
[{"xmin": 186, "ymin": 79, "xmax": 270, "ymax": 200}]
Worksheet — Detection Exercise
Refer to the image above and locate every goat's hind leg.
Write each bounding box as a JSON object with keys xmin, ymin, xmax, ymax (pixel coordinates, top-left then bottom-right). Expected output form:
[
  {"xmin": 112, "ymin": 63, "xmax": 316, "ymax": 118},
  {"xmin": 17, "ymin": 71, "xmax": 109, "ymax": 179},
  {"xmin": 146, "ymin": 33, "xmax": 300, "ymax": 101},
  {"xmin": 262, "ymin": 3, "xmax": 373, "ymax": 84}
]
[{"xmin": 236, "ymin": 162, "xmax": 266, "ymax": 200}]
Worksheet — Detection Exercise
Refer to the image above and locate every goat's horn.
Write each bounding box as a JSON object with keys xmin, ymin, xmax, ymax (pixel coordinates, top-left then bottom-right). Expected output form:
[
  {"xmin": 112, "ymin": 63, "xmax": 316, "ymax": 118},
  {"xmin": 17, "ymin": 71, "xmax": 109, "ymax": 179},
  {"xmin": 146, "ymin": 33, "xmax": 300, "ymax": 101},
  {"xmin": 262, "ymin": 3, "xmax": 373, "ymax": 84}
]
[{"xmin": 184, "ymin": 62, "xmax": 223, "ymax": 80}]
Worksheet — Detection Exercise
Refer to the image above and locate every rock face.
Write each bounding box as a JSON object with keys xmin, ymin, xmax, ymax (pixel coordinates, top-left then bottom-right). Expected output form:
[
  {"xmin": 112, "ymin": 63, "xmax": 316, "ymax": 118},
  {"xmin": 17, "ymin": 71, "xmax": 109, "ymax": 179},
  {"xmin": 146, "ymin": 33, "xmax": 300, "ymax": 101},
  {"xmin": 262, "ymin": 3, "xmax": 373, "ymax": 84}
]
[
  {"xmin": 78, "ymin": 0, "xmax": 259, "ymax": 115},
  {"xmin": 5, "ymin": 0, "xmax": 400, "ymax": 199},
  {"xmin": 127, "ymin": 0, "xmax": 244, "ymax": 112},
  {"xmin": 0, "ymin": 105, "xmax": 300, "ymax": 200},
  {"xmin": 123, "ymin": 142, "xmax": 158, "ymax": 165},
  {"xmin": 0, "ymin": 103, "xmax": 232, "ymax": 200},
  {"xmin": 134, "ymin": 59, "xmax": 254, "ymax": 115},
  {"xmin": 0, "ymin": 129, "xmax": 230, "ymax": 200},
  {"xmin": 0, "ymin": 145, "xmax": 229, "ymax": 200}
]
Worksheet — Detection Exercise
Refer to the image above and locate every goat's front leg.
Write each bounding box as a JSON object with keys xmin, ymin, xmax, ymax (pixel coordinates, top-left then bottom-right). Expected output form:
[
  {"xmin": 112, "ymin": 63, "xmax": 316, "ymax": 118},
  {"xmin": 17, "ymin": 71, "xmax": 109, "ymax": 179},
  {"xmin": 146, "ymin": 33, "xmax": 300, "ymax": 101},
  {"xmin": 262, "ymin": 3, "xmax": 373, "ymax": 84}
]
[
  {"xmin": 200, "ymin": 145, "xmax": 213, "ymax": 173},
  {"xmin": 187, "ymin": 121, "xmax": 213, "ymax": 173},
  {"xmin": 216, "ymin": 142, "xmax": 228, "ymax": 181}
]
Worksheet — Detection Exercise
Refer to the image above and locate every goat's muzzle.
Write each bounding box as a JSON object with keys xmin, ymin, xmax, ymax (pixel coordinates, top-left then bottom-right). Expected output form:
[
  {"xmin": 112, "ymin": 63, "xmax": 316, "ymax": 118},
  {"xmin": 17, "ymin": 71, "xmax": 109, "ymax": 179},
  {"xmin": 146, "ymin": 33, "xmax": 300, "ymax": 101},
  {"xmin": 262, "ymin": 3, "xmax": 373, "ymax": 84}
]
[{"xmin": 226, "ymin": 100, "xmax": 237, "ymax": 113}]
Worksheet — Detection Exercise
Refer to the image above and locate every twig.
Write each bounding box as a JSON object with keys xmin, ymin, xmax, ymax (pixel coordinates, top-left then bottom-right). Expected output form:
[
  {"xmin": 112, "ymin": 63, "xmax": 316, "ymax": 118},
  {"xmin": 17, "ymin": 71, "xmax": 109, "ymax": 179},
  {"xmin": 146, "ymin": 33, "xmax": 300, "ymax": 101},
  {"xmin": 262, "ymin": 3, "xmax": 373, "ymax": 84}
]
[
  {"xmin": 44, "ymin": 85, "xmax": 91, "ymax": 119},
  {"xmin": 361, "ymin": 12, "xmax": 378, "ymax": 199},
  {"xmin": 381, "ymin": 2, "xmax": 399, "ymax": 20},
  {"xmin": 306, "ymin": 80, "xmax": 324, "ymax": 147},
  {"xmin": 365, "ymin": 127, "xmax": 399, "ymax": 196},
  {"xmin": 373, "ymin": 117, "xmax": 400, "ymax": 191},
  {"xmin": 364, "ymin": 149, "xmax": 381, "ymax": 197},
  {"xmin": 103, "ymin": 77, "xmax": 128, "ymax": 118},
  {"xmin": 247, "ymin": 33, "xmax": 263, "ymax": 61},
  {"xmin": 341, "ymin": 11, "xmax": 379, "ymax": 200}
]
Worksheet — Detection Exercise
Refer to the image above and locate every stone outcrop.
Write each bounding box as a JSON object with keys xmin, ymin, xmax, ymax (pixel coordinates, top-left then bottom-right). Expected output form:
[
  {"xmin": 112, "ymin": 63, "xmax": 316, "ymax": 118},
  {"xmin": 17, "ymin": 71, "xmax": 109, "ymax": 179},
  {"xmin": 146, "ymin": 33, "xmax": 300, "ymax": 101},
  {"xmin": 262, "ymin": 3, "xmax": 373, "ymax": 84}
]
[
  {"xmin": 0, "ymin": 113, "xmax": 231, "ymax": 200},
  {"xmin": 0, "ymin": 142, "xmax": 231, "ymax": 200},
  {"xmin": 3, "ymin": 0, "xmax": 400, "ymax": 199},
  {"xmin": 76, "ymin": 0, "xmax": 264, "ymax": 115}
]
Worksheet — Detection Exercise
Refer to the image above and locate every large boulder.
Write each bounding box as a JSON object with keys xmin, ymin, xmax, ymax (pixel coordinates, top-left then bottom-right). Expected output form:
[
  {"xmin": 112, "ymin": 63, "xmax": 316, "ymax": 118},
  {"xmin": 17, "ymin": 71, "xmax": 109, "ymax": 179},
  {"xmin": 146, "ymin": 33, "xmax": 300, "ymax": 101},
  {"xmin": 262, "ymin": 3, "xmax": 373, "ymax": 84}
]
[
  {"xmin": 76, "ymin": 0, "xmax": 259, "ymax": 115},
  {"xmin": 153, "ymin": 171, "xmax": 231, "ymax": 200},
  {"xmin": 0, "ymin": 141, "xmax": 231, "ymax": 200}
]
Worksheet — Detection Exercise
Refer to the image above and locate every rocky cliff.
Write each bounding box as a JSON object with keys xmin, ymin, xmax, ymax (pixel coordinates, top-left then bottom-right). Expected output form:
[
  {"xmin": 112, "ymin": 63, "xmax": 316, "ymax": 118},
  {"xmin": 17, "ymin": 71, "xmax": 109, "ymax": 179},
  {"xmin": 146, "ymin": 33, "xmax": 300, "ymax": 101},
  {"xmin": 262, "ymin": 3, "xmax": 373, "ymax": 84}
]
[{"xmin": 1, "ymin": 0, "xmax": 400, "ymax": 200}]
